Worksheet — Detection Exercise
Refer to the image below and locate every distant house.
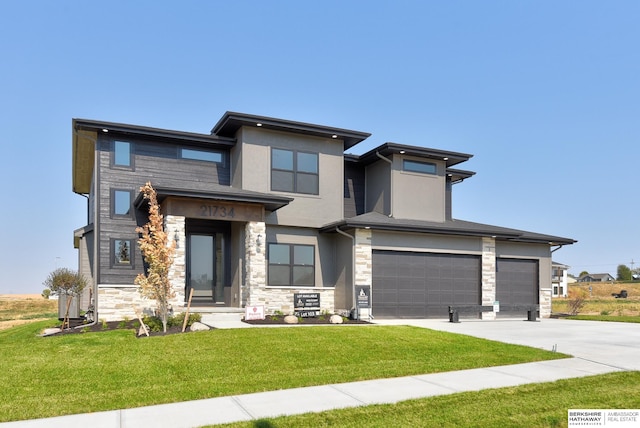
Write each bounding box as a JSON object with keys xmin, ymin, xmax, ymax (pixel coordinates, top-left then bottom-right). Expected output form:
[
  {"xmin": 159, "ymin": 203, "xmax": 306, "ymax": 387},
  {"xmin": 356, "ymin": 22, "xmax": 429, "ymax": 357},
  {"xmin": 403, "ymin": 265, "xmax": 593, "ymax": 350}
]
[
  {"xmin": 552, "ymin": 262, "xmax": 570, "ymax": 297},
  {"xmin": 577, "ymin": 273, "xmax": 615, "ymax": 283}
]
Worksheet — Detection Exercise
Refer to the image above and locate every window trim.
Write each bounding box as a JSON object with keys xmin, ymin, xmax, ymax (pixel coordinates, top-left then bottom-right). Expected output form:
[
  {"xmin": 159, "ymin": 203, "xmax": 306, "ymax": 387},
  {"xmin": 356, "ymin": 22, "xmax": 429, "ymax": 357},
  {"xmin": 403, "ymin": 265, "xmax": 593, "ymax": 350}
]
[
  {"xmin": 271, "ymin": 148, "xmax": 319, "ymax": 195},
  {"xmin": 112, "ymin": 140, "xmax": 133, "ymax": 169},
  {"xmin": 111, "ymin": 238, "xmax": 135, "ymax": 268},
  {"xmin": 111, "ymin": 189, "xmax": 134, "ymax": 219},
  {"xmin": 267, "ymin": 243, "xmax": 316, "ymax": 287},
  {"xmin": 179, "ymin": 147, "xmax": 224, "ymax": 164},
  {"xmin": 402, "ymin": 159, "xmax": 437, "ymax": 175}
]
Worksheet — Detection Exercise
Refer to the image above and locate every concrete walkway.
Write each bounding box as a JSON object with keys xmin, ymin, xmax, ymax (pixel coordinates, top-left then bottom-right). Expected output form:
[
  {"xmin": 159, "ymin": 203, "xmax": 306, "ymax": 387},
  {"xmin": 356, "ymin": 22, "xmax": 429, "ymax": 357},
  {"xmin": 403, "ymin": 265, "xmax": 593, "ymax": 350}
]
[{"xmin": 2, "ymin": 318, "xmax": 637, "ymax": 428}]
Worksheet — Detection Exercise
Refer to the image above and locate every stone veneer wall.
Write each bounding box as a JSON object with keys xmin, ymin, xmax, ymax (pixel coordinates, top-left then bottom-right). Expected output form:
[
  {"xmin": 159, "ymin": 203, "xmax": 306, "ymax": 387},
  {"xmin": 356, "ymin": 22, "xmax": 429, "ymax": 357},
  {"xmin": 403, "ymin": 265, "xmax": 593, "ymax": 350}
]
[
  {"xmin": 539, "ymin": 287, "xmax": 552, "ymax": 318},
  {"xmin": 481, "ymin": 237, "xmax": 497, "ymax": 320},
  {"xmin": 243, "ymin": 221, "xmax": 335, "ymax": 314},
  {"xmin": 97, "ymin": 215, "xmax": 186, "ymax": 322}
]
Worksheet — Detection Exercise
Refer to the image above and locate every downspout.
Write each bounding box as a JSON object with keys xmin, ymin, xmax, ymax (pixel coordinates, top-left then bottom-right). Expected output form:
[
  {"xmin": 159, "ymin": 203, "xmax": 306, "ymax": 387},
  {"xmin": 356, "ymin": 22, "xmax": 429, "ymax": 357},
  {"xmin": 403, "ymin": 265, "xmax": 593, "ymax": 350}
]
[
  {"xmin": 336, "ymin": 226, "xmax": 357, "ymax": 319},
  {"xmin": 551, "ymin": 244, "xmax": 564, "ymax": 253},
  {"xmin": 375, "ymin": 151, "xmax": 393, "ymax": 218}
]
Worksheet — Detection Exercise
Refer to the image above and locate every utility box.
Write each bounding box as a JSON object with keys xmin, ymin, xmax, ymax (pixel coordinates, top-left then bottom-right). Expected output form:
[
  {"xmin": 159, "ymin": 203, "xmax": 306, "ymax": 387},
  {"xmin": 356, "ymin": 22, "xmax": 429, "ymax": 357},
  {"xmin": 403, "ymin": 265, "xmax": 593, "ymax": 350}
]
[{"xmin": 58, "ymin": 294, "xmax": 81, "ymax": 319}]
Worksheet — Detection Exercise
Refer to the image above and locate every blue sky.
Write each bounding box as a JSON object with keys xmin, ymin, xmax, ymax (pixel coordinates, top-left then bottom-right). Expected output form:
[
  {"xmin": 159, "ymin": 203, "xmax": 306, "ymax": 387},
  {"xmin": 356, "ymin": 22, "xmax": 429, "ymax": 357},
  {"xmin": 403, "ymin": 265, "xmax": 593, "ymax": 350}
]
[{"xmin": 1, "ymin": 1, "xmax": 638, "ymax": 294}]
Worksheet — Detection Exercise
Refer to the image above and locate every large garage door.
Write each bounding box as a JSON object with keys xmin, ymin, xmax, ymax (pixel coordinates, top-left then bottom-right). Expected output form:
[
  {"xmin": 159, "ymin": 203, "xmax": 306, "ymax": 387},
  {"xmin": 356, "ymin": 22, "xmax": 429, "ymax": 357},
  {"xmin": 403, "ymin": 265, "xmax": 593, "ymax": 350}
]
[
  {"xmin": 372, "ymin": 251, "xmax": 480, "ymax": 318},
  {"xmin": 496, "ymin": 258, "xmax": 538, "ymax": 316}
]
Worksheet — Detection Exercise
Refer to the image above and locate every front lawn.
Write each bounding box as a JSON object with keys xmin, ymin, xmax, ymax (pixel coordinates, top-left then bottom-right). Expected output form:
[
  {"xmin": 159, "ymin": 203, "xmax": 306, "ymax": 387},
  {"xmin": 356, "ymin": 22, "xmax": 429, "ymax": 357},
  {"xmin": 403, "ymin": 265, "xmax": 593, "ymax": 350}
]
[
  {"xmin": 217, "ymin": 371, "xmax": 640, "ymax": 428},
  {"xmin": 1, "ymin": 320, "xmax": 567, "ymax": 422}
]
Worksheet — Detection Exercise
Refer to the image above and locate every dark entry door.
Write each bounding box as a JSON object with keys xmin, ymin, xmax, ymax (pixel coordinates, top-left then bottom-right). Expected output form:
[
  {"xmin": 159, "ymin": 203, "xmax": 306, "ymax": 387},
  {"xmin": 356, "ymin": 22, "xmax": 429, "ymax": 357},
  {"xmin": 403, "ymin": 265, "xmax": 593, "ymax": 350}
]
[{"xmin": 187, "ymin": 232, "xmax": 227, "ymax": 304}]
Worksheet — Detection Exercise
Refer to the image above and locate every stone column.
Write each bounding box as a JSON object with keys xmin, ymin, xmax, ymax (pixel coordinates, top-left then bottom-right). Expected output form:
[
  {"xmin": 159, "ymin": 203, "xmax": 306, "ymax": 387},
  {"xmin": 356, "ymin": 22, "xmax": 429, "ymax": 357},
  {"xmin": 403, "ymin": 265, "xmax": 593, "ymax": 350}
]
[
  {"xmin": 244, "ymin": 221, "xmax": 266, "ymax": 307},
  {"xmin": 355, "ymin": 228, "xmax": 372, "ymax": 318},
  {"xmin": 165, "ymin": 215, "xmax": 186, "ymax": 308},
  {"xmin": 481, "ymin": 237, "xmax": 497, "ymax": 320}
]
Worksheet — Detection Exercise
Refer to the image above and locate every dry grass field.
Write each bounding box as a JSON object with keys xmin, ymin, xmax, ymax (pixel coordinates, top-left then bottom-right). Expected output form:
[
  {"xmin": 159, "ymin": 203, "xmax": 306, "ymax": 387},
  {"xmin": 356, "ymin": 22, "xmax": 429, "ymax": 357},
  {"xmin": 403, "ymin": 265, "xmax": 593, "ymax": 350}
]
[
  {"xmin": 0, "ymin": 294, "xmax": 57, "ymax": 330},
  {"xmin": 552, "ymin": 282, "xmax": 640, "ymax": 316}
]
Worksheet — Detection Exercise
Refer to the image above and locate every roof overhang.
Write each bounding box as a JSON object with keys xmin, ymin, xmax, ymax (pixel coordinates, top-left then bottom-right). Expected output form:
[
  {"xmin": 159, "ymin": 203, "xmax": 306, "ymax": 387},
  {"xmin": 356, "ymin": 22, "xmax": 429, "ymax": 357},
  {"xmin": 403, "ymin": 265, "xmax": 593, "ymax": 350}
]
[
  {"xmin": 321, "ymin": 213, "xmax": 576, "ymax": 246},
  {"xmin": 211, "ymin": 111, "xmax": 371, "ymax": 150},
  {"xmin": 134, "ymin": 186, "xmax": 293, "ymax": 213},
  {"xmin": 72, "ymin": 127, "xmax": 96, "ymax": 194},
  {"xmin": 356, "ymin": 142, "xmax": 474, "ymax": 168}
]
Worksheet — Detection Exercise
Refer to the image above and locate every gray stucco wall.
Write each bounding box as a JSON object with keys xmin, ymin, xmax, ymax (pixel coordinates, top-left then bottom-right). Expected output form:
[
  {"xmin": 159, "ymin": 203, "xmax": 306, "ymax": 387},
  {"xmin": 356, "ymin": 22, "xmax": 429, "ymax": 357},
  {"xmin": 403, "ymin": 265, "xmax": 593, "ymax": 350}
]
[
  {"xmin": 392, "ymin": 155, "xmax": 446, "ymax": 222},
  {"xmin": 237, "ymin": 127, "xmax": 345, "ymax": 228}
]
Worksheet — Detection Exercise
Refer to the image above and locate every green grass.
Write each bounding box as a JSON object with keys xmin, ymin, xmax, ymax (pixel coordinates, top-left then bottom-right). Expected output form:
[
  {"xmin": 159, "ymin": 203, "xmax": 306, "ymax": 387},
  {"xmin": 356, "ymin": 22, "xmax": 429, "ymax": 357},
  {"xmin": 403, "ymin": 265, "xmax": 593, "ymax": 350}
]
[
  {"xmin": 564, "ymin": 315, "xmax": 640, "ymax": 323},
  {"xmin": 215, "ymin": 371, "xmax": 640, "ymax": 428},
  {"xmin": 0, "ymin": 319, "xmax": 568, "ymax": 422}
]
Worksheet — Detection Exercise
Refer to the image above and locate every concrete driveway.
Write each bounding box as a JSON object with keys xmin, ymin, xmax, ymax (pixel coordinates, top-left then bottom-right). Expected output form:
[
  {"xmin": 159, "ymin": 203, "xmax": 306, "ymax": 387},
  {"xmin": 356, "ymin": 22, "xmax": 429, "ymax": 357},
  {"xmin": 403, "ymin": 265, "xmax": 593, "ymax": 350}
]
[{"xmin": 375, "ymin": 317, "xmax": 640, "ymax": 371}]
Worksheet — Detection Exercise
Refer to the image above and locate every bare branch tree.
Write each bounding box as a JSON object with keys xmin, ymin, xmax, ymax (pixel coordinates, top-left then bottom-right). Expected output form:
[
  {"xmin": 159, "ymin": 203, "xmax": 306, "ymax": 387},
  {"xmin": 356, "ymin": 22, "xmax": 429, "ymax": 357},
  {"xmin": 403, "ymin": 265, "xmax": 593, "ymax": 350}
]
[{"xmin": 135, "ymin": 182, "xmax": 176, "ymax": 332}]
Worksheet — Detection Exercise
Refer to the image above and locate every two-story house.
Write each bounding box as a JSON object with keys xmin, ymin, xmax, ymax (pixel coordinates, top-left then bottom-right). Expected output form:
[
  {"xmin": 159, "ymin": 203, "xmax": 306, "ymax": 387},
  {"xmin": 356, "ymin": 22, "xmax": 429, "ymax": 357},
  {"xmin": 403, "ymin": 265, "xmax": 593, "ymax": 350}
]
[{"xmin": 72, "ymin": 111, "xmax": 575, "ymax": 322}]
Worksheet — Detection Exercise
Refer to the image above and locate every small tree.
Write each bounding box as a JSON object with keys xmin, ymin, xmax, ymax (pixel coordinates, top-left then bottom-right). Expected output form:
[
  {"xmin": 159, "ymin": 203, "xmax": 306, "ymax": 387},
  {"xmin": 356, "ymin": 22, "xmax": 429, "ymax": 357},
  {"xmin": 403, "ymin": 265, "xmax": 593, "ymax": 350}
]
[
  {"xmin": 566, "ymin": 287, "xmax": 587, "ymax": 315},
  {"xmin": 43, "ymin": 268, "xmax": 87, "ymax": 328},
  {"xmin": 135, "ymin": 182, "xmax": 176, "ymax": 332}
]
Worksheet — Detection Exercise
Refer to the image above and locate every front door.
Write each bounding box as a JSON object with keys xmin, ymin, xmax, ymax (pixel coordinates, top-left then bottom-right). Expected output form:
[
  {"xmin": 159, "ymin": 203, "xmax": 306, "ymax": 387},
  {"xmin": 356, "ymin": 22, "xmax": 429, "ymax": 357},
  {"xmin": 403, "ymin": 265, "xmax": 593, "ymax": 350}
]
[{"xmin": 187, "ymin": 231, "xmax": 227, "ymax": 305}]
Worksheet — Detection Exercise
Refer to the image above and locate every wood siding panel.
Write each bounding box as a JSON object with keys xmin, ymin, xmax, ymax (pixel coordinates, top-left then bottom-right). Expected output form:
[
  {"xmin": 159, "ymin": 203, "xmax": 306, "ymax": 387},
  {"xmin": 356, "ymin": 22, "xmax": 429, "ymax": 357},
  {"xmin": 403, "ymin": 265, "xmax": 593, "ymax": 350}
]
[{"xmin": 96, "ymin": 137, "xmax": 231, "ymax": 285}]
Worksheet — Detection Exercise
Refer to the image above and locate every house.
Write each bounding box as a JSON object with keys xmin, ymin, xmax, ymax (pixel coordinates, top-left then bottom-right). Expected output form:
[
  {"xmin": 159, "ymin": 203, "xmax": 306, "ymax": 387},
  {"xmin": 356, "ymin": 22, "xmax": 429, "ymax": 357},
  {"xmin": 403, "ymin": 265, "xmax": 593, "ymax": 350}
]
[
  {"xmin": 577, "ymin": 273, "xmax": 615, "ymax": 283},
  {"xmin": 72, "ymin": 112, "xmax": 576, "ymax": 321},
  {"xmin": 551, "ymin": 262, "xmax": 570, "ymax": 297}
]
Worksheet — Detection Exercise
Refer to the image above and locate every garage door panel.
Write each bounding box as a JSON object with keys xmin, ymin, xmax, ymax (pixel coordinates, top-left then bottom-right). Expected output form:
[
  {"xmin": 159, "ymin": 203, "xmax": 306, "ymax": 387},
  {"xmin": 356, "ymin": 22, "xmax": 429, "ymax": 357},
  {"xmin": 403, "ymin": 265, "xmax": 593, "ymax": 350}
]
[
  {"xmin": 496, "ymin": 258, "xmax": 538, "ymax": 316},
  {"xmin": 373, "ymin": 251, "xmax": 480, "ymax": 318}
]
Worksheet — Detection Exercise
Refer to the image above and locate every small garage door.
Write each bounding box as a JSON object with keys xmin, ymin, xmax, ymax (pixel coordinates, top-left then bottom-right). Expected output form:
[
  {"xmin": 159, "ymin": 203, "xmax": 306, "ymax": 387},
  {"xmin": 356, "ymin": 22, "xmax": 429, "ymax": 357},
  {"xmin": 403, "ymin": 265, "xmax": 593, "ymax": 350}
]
[
  {"xmin": 496, "ymin": 258, "xmax": 538, "ymax": 316},
  {"xmin": 372, "ymin": 251, "xmax": 480, "ymax": 318}
]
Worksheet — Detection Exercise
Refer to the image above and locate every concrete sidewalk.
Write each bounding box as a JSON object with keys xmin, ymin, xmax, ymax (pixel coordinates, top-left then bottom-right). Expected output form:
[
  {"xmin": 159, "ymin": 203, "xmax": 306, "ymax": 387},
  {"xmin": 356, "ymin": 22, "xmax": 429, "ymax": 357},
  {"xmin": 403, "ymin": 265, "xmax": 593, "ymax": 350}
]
[{"xmin": 1, "ymin": 318, "xmax": 635, "ymax": 428}]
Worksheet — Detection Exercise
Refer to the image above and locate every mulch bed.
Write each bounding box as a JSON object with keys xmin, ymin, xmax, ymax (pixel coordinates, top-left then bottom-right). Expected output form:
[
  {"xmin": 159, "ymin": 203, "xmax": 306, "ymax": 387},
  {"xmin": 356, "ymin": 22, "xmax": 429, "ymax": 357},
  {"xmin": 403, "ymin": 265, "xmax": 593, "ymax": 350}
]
[
  {"xmin": 242, "ymin": 315, "xmax": 370, "ymax": 325},
  {"xmin": 52, "ymin": 320, "xmax": 189, "ymax": 337}
]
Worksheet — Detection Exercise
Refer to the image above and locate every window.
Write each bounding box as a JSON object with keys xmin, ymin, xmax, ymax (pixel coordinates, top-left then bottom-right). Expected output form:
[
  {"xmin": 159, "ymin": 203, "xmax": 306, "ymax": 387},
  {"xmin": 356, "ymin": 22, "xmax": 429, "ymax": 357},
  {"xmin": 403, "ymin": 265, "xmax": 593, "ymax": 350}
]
[
  {"xmin": 403, "ymin": 159, "xmax": 437, "ymax": 175},
  {"xmin": 112, "ymin": 189, "xmax": 132, "ymax": 217},
  {"xmin": 180, "ymin": 148, "xmax": 223, "ymax": 163},
  {"xmin": 112, "ymin": 239, "xmax": 133, "ymax": 267},
  {"xmin": 271, "ymin": 148, "xmax": 318, "ymax": 194},
  {"xmin": 268, "ymin": 243, "xmax": 315, "ymax": 286},
  {"xmin": 113, "ymin": 141, "xmax": 132, "ymax": 167}
]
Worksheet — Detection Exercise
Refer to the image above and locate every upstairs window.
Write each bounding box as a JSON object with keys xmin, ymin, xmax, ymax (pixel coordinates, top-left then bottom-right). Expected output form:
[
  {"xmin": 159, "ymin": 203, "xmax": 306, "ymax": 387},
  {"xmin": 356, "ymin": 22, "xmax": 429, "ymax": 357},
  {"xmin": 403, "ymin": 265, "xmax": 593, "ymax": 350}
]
[
  {"xmin": 112, "ymin": 189, "xmax": 132, "ymax": 217},
  {"xmin": 271, "ymin": 148, "xmax": 318, "ymax": 194},
  {"xmin": 268, "ymin": 243, "xmax": 315, "ymax": 287},
  {"xmin": 113, "ymin": 141, "xmax": 132, "ymax": 168},
  {"xmin": 403, "ymin": 159, "xmax": 437, "ymax": 175},
  {"xmin": 180, "ymin": 148, "xmax": 223, "ymax": 163}
]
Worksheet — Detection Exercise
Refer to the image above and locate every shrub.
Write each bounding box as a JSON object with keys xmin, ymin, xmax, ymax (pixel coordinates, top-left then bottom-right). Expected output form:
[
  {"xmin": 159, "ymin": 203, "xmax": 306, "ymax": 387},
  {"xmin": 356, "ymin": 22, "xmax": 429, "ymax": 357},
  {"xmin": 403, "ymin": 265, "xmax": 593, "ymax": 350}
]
[
  {"xmin": 143, "ymin": 313, "xmax": 202, "ymax": 332},
  {"xmin": 567, "ymin": 288, "xmax": 588, "ymax": 315}
]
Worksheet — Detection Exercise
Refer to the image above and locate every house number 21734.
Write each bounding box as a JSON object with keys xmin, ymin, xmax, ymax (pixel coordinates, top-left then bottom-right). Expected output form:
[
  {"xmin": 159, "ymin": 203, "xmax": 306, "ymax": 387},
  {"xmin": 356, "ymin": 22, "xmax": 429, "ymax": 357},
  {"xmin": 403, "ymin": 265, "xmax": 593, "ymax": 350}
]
[{"xmin": 200, "ymin": 205, "xmax": 235, "ymax": 218}]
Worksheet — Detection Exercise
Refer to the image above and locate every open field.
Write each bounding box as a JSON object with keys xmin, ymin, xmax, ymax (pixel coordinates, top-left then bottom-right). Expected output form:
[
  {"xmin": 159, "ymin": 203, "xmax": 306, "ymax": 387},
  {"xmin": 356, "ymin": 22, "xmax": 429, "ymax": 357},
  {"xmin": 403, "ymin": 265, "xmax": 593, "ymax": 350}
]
[
  {"xmin": 0, "ymin": 294, "xmax": 56, "ymax": 330},
  {"xmin": 552, "ymin": 282, "xmax": 640, "ymax": 317}
]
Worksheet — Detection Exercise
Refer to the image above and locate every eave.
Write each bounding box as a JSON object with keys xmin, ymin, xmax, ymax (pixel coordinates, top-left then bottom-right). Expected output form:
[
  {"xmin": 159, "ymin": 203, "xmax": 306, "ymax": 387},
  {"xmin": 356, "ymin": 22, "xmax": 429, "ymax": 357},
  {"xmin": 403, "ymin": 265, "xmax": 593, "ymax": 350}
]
[{"xmin": 212, "ymin": 111, "xmax": 371, "ymax": 150}]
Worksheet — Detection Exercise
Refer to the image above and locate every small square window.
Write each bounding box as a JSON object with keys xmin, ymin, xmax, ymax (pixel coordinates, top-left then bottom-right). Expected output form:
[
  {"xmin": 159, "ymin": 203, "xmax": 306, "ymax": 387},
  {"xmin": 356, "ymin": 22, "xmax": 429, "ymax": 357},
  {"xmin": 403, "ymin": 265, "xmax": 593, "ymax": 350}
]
[
  {"xmin": 114, "ymin": 141, "xmax": 132, "ymax": 167},
  {"xmin": 112, "ymin": 239, "xmax": 134, "ymax": 267},
  {"xmin": 271, "ymin": 148, "xmax": 318, "ymax": 195},
  {"xmin": 112, "ymin": 189, "xmax": 132, "ymax": 217},
  {"xmin": 268, "ymin": 243, "xmax": 315, "ymax": 287}
]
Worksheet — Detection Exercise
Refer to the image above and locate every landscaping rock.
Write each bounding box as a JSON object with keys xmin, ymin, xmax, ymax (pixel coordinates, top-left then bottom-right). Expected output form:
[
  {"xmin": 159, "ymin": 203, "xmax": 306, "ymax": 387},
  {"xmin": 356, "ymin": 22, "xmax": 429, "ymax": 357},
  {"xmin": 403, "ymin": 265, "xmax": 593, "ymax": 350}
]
[
  {"xmin": 284, "ymin": 315, "xmax": 298, "ymax": 324},
  {"xmin": 189, "ymin": 322, "xmax": 210, "ymax": 332},
  {"xmin": 329, "ymin": 314, "xmax": 343, "ymax": 324},
  {"xmin": 42, "ymin": 328, "xmax": 62, "ymax": 336}
]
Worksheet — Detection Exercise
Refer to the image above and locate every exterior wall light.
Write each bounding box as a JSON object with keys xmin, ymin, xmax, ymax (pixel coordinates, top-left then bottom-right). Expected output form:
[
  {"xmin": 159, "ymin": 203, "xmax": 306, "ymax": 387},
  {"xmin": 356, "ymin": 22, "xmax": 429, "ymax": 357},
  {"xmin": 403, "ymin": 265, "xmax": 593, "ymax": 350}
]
[{"xmin": 256, "ymin": 234, "xmax": 263, "ymax": 247}]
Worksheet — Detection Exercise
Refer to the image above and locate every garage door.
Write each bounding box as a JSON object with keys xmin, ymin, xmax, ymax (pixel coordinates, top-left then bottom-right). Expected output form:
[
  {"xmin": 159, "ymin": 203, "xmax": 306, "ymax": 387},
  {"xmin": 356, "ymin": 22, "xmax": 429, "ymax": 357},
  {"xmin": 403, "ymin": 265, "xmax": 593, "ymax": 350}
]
[
  {"xmin": 372, "ymin": 251, "xmax": 481, "ymax": 318},
  {"xmin": 496, "ymin": 258, "xmax": 538, "ymax": 316}
]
